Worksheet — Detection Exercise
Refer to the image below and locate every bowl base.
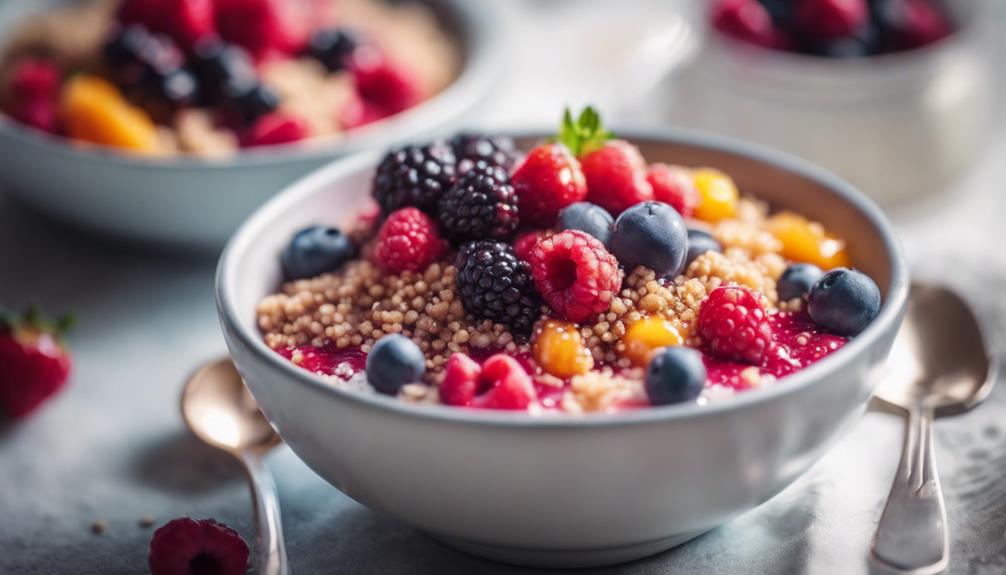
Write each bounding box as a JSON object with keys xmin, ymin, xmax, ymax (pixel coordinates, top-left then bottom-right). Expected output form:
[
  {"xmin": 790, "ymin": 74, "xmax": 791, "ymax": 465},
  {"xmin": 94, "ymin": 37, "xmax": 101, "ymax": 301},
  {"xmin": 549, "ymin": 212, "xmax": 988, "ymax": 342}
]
[{"xmin": 431, "ymin": 529, "xmax": 708, "ymax": 568}]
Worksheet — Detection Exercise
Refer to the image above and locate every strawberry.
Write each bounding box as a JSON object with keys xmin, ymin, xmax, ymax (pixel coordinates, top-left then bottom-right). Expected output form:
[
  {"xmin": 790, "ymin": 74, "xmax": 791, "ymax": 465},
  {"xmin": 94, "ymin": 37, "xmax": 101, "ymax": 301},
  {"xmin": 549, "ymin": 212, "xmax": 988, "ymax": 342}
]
[
  {"xmin": 646, "ymin": 163, "xmax": 699, "ymax": 217},
  {"xmin": 214, "ymin": 0, "xmax": 309, "ymax": 60},
  {"xmin": 0, "ymin": 308, "xmax": 73, "ymax": 419},
  {"xmin": 557, "ymin": 108, "xmax": 654, "ymax": 216}
]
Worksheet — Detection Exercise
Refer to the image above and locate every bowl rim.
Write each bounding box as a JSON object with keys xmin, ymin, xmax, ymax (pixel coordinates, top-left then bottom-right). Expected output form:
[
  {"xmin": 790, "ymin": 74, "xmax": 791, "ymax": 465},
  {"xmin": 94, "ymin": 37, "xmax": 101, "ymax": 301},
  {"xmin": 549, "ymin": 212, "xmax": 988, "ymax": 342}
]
[
  {"xmin": 0, "ymin": 0, "xmax": 503, "ymax": 170},
  {"xmin": 216, "ymin": 126, "xmax": 910, "ymax": 429}
]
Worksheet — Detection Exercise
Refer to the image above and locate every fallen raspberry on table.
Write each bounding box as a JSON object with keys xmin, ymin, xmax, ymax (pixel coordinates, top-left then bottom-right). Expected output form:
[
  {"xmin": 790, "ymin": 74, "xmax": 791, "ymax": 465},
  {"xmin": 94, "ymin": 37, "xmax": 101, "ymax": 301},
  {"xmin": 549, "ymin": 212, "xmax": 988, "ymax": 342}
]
[
  {"xmin": 439, "ymin": 353, "xmax": 536, "ymax": 410},
  {"xmin": 0, "ymin": 308, "xmax": 72, "ymax": 419},
  {"xmin": 374, "ymin": 207, "xmax": 447, "ymax": 274},
  {"xmin": 527, "ymin": 230, "xmax": 622, "ymax": 323},
  {"xmin": 646, "ymin": 163, "xmax": 699, "ymax": 218},
  {"xmin": 148, "ymin": 517, "xmax": 249, "ymax": 575},
  {"xmin": 697, "ymin": 285, "xmax": 775, "ymax": 365}
]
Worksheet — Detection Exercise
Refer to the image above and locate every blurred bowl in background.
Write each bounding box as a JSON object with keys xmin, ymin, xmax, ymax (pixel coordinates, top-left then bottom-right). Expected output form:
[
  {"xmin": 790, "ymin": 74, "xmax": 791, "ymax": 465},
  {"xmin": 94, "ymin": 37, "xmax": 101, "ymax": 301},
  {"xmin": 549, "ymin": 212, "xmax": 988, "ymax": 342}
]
[
  {"xmin": 662, "ymin": 1, "xmax": 992, "ymax": 206},
  {"xmin": 0, "ymin": 0, "xmax": 503, "ymax": 253}
]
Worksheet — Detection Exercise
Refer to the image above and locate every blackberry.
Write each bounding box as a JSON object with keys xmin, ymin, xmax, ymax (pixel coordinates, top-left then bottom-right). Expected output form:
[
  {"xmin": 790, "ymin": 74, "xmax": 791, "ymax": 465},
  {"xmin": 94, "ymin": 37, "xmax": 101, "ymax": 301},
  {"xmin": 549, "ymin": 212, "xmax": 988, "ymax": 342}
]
[
  {"xmin": 438, "ymin": 164, "xmax": 519, "ymax": 243},
  {"xmin": 451, "ymin": 133, "xmax": 519, "ymax": 173},
  {"xmin": 455, "ymin": 240, "xmax": 541, "ymax": 337},
  {"xmin": 373, "ymin": 142, "xmax": 458, "ymax": 214}
]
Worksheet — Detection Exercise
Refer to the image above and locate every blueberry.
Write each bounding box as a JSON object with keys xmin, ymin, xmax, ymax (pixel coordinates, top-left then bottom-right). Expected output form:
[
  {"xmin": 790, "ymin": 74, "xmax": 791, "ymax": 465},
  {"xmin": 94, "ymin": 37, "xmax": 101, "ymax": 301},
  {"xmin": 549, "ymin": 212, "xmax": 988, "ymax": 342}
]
[
  {"xmin": 557, "ymin": 202, "xmax": 614, "ymax": 246},
  {"xmin": 226, "ymin": 82, "xmax": 280, "ymax": 125},
  {"xmin": 307, "ymin": 27, "xmax": 366, "ymax": 72},
  {"xmin": 645, "ymin": 347, "xmax": 707, "ymax": 406},
  {"xmin": 758, "ymin": 0, "xmax": 794, "ymax": 25},
  {"xmin": 281, "ymin": 225, "xmax": 357, "ymax": 281},
  {"xmin": 684, "ymin": 228, "xmax": 722, "ymax": 269},
  {"xmin": 610, "ymin": 201, "xmax": 688, "ymax": 277},
  {"xmin": 193, "ymin": 39, "xmax": 255, "ymax": 84},
  {"xmin": 154, "ymin": 68, "xmax": 200, "ymax": 107},
  {"xmin": 777, "ymin": 263, "xmax": 825, "ymax": 302},
  {"xmin": 807, "ymin": 268, "xmax": 881, "ymax": 336},
  {"xmin": 365, "ymin": 334, "xmax": 426, "ymax": 395}
]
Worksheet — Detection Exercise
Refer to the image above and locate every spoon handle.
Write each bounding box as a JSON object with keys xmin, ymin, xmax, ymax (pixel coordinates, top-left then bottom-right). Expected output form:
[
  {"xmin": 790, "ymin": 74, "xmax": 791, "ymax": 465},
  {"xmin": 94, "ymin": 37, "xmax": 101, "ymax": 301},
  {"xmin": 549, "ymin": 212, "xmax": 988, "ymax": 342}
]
[
  {"xmin": 240, "ymin": 451, "xmax": 289, "ymax": 575},
  {"xmin": 871, "ymin": 404, "xmax": 948, "ymax": 574}
]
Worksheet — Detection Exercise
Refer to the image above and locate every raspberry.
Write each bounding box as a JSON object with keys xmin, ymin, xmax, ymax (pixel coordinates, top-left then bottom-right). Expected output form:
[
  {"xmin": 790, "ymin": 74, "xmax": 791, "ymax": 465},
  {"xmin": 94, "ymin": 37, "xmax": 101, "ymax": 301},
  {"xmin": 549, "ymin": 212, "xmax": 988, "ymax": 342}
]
[
  {"xmin": 214, "ymin": 0, "xmax": 308, "ymax": 60},
  {"xmin": 440, "ymin": 353, "xmax": 536, "ymax": 410},
  {"xmin": 697, "ymin": 286, "xmax": 775, "ymax": 365},
  {"xmin": 240, "ymin": 112, "xmax": 310, "ymax": 147},
  {"xmin": 450, "ymin": 133, "xmax": 520, "ymax": 173},
  {"xmin": 795, "ymin": 0, "xmax": 869, "ymax": 41},
  {"xmin": 374, "ymin": 208, "xmax": 447, "ymax": 274},
  {"xmin": 350, "ymin": 51, "xmax": 421, "ymax": 115},
  {"xmin": 455, "ymin": 240, "xmax": 542, "ymax": 336},
  {"xmin": 6, "ymin": 58, "xmax": 62, "ymax": 134},
  {"xmin": 510, "ymin": 143, "xmax": 587, "ymax": 227},
  {"xmin": 513, "ymin": 229, "xmax": 549, "ymax": 261},
  {"xmin": 372, "ymin": 142, "xmax": 458, "ymax": 214},
  {"xmin": 118, "ymin": 0, "xmax": 215, "ymax": 49},
  {"xmin": 527, "ymin": 230, "xmax": 622, "ymax": 323},
  {"xmin": 581, "ymin": 140, "xmax": 654, "ymax": 216},
  {"xmin": 437, "ymin": 164, "xmax": 519, "ymax": 243},
  {"xmin": 712, "ymin": 0, "xmax": 781, "ymax": 48},
  {"xmin": 646, "ymin": 164, "xmax": 699, "ymax": 218},
  {"xmin": 148, "ymin": 518, "xmax": 249, "ymax": 575},
  {"xmin": 10, "ymin": 58, "xmax": 61, "ymax": 100}
]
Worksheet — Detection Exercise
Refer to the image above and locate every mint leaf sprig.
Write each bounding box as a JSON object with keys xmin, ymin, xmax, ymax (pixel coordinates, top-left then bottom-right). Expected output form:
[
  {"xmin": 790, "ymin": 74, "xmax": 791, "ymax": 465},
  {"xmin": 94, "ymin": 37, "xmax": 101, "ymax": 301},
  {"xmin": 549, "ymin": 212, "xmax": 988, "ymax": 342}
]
[{"xmin": 557, "ymin": 106, "xmax": 612, "ymax": 157}]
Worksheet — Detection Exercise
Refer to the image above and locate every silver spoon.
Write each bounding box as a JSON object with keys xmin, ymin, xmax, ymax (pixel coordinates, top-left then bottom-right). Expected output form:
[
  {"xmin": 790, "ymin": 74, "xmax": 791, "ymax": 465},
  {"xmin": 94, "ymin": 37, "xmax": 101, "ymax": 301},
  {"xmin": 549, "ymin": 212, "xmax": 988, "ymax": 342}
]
[
  {"xmin": 182, "ymin": 358, "xmax": 289, "ymax": 575},
  {"xmin": 871, "ymin": 283, "xmax": 997, "ymax": 574}
]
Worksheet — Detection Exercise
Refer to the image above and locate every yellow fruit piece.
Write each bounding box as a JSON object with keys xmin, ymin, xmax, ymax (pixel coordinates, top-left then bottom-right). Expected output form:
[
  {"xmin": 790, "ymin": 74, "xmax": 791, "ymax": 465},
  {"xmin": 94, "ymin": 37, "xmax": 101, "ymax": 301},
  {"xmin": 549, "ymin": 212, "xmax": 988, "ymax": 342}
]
[
  {"xmin": 533, "ymin": 320, "xmax": 594, "ymax": 379},
  {"xmin": 623, "ymin": 317, "xmax": 682, "ymax": 367},
  {"xmin": 61, "ymin": 75, "xmax": 159, "ymax": 153},
  {"xmin": 692, "ymin": 168, "xmax": 739, "ymax": 222},
  {"xmin": 767, "ymin": 211, "xmax": 851, "ymax": 270}
]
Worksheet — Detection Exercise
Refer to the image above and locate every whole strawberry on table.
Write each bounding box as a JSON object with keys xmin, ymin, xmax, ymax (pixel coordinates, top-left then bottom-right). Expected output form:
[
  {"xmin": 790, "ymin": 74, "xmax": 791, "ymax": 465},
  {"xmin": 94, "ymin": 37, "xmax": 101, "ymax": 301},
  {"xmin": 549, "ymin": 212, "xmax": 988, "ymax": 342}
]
[
  {"xmin": 256, "ymin": 107, "xmax": 882, "ymax": 414},
  {"xmin": 0, "ymin": 308, "xmax": 73, "ymax": 419}
]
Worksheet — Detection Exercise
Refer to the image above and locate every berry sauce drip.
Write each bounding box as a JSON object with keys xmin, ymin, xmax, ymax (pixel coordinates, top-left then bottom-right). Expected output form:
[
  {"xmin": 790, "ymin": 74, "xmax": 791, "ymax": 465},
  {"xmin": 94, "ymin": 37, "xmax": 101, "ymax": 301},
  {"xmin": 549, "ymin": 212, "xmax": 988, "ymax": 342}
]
[
  {"xmin": 703, "ymin": 311, "xmax": 847, "ymax": 390},
  {"xmin": 277, "ymin": 345, "xmax": 367, "ymax": 379}
]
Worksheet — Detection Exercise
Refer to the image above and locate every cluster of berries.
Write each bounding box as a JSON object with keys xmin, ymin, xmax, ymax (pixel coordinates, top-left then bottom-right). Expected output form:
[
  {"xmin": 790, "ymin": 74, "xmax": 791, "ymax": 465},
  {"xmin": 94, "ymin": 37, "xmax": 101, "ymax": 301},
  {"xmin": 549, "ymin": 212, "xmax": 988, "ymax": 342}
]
[
  {"xmin": 276, "ymin": 107, "xmax": 883, "ymax": 411},
  {"xmin": 3, "ymin": 0, "xmax": 421, "ymax": 151},
  {"xmin": 712, "ymin": 0, "xmax": 953, "ymax": 58}
]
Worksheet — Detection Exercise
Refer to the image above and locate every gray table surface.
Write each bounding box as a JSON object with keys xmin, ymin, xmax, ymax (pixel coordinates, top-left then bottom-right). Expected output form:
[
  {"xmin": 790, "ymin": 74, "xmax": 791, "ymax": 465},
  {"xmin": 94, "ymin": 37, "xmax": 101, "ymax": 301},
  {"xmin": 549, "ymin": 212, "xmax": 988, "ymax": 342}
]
[{"xmin": 2, "ymin": 2, "xmax": 1006, "ymax": 574}]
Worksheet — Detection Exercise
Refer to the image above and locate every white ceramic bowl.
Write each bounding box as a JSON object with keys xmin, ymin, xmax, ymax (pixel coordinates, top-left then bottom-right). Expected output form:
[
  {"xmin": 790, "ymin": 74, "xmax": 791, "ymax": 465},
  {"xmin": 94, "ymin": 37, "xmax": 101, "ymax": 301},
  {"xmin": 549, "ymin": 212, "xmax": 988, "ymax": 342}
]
[
  {"xmin": 0, "ymin": 0, "xmax": 502, "ymax": 253},
  {"xmin": 662, "ymin": 1, "xmax": 993, "ymax": 207},
  {"xmin": 216, "ymin": 130, "xmax": 910, "ymax": 568}
]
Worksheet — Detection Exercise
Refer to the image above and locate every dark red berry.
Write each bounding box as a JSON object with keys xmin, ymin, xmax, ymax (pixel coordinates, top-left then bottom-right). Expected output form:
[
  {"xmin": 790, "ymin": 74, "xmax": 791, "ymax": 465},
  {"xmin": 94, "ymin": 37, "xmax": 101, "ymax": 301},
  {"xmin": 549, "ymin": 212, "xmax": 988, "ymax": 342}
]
[{"xmin": 148, "ymin": 518, "xmax": 249, "ymax": 575}]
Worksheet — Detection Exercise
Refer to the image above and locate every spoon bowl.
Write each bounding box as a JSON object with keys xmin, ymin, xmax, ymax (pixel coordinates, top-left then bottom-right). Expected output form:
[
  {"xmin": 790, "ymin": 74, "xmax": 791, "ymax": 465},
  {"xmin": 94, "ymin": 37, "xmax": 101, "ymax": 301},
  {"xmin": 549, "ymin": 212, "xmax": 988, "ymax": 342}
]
[
  {"xmin": 182, "ymin": 359, "xmax": 280, "ymax": 454},
  {"xmin": 876, "ymin": 284, "xmax": 996, "ymax": 414}
]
